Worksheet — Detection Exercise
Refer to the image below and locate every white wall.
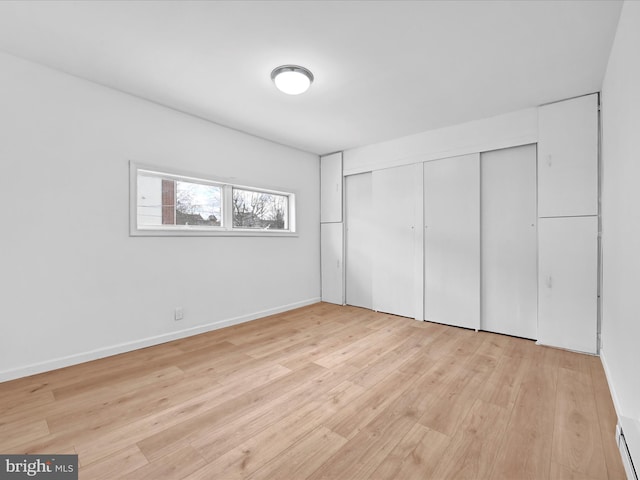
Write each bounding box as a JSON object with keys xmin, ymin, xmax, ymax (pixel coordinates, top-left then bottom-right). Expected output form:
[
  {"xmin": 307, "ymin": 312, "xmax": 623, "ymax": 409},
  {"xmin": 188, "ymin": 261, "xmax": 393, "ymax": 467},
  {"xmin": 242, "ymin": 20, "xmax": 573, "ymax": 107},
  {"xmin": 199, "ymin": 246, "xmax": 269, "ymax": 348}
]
[
  {"xmin": 601, "ymin": 0, "xmax": 640, "ymax": 420},
  {"xmin": 343, "ymin": 107, "xmax": 537, "ymax": 175},
  {"xmin": 0, "ymin": 52, "xmax": 320, "ymax": 381}
]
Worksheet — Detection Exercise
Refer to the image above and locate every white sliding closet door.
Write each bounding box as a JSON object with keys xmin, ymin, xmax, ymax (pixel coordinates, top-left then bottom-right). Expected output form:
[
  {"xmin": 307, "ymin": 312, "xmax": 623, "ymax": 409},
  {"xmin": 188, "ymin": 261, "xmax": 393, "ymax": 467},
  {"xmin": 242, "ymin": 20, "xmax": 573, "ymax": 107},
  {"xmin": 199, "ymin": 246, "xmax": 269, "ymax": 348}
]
[
  {"xmin": 481, "ymin": 144, "xmax": 538, "ymax": 339},
  {"xmin": 345, "ymin": 173, "xmax": 373, "ymax": 309},
  {"xmin": 424, "ymin": 154, "xmax": 480, "ymax": 329},
  {"xmin": 372, "ymin": 164, "xmax": 421, "ymax": 319}
]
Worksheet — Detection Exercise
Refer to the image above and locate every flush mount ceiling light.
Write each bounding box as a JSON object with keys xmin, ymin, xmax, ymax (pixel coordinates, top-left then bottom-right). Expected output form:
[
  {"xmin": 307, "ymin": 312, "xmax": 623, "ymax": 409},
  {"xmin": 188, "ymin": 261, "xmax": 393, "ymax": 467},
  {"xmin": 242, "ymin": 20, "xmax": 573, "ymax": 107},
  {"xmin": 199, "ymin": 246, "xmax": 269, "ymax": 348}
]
[{"xmin": 271, "ymin": 65, "xmax": 314, "ymax": 95}]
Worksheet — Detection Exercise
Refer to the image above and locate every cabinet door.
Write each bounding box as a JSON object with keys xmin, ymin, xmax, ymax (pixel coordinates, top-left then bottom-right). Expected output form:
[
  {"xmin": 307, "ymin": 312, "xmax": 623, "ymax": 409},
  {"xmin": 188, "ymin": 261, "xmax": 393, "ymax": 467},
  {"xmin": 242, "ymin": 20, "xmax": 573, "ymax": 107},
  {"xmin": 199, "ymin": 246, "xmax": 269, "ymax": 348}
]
[
  {"xmin": 538, "ymin": 216, "xmax": 598, "ymax": 353},
  {"xmin": 538, "ymin": 94, "xmax": 598, "ymax": 217},
  {"xmin": 372, "ymin": 164, "xmax": 420, "ymax": 319},
  {"xmin": 321, "ymin": 152, "xmax": 343, "ymax": 223},
  {"xmin": 424, "ymin": 154, "xmax": 480, "ymax": 330},
  {"xmin": 321, "ymin": 222, "xmax": 343, "ymax": 305},
  {"xmin": 345, "ymin": 173, "xmax": 373, "ymax": 309}
]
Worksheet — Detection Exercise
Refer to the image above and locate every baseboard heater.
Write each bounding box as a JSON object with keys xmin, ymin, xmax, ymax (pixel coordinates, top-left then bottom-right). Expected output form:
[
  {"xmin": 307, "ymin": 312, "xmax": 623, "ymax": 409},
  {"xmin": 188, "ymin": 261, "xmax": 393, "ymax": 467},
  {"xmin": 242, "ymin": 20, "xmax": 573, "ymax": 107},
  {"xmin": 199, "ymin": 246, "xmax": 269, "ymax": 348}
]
[{"xmin": 617, "ymin": 417, "xmax": 639, "ymax": 480}]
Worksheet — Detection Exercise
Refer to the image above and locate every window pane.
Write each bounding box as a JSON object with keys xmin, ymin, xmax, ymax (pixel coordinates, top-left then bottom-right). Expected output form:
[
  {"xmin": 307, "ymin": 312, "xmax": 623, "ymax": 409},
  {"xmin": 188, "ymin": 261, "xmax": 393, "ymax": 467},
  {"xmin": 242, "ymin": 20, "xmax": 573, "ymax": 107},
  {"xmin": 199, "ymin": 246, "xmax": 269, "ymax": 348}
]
[
  {"xmin": 137, "ymin": 174, "xmax": 163, "ymax": 226},
  {"xmin": 137, "ymin": 173, "xmax": 221, "ymax": 227},
  {"xmin": 176, "ymin": 180, "xmax": 221, "ymax": 226},
  {"xmin": 232, "ymin": 188, "xmax": 288, "ymax": 230}
]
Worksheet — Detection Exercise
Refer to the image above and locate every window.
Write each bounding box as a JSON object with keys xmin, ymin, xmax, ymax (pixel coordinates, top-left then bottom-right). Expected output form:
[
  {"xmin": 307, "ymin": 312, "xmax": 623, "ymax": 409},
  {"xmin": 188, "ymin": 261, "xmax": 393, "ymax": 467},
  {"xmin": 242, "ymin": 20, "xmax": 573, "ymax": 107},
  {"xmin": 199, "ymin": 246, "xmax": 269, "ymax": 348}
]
[
  {"xmin": 232, "ymin": 188, "xmax": 289, "ymax": 230},
  {"xmin": 137, "ymin": 174, "xmax": 222, "ymax": 228},
  {"xmin": 130, "ymin": 163, "xmax": 296, "ymax": 236}
]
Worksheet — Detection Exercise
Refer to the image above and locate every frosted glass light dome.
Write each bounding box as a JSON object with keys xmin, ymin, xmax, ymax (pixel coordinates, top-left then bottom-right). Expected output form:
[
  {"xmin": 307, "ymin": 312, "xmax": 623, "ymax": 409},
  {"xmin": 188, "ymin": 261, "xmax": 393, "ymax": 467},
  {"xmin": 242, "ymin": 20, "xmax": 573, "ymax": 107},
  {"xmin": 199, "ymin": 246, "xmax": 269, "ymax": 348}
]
[{"xmin": 271, "ymin": 65, "xmax": 314, "ymax": 95}]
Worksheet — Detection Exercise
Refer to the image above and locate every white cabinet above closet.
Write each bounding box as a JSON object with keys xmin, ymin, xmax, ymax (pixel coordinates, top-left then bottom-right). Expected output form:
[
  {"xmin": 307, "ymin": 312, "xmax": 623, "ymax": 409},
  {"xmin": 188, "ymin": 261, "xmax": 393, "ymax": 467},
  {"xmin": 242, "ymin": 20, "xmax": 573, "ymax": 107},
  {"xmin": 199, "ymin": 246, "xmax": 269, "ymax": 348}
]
[
  {"xmin": 321, "ymin": 152, "xmax": 343, "ymax": 223},
  {"xmin": 538, "ymin": 94, "xmax": 598, "ymax": 218}
]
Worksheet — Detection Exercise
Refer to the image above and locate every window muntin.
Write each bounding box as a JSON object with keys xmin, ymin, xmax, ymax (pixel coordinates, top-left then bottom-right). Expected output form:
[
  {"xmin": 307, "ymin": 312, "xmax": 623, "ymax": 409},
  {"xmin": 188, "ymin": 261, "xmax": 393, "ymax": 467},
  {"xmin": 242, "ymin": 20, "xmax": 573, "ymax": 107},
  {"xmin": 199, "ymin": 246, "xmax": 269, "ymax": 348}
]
[
  {"xmin": 232, "ymin": 188, "xmax": 289, "ymax": 230},
  {"xmin": 131, "ymin": 164, "xmax": 295, "ymax": 236}
]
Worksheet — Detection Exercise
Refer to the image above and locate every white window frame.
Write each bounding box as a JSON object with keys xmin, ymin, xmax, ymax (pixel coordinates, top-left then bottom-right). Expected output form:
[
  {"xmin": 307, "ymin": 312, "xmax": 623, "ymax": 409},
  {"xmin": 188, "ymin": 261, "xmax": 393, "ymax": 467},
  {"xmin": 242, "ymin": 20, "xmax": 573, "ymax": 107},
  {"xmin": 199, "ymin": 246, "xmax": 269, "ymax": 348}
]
[{"xmin": 129, "ymin": 162, "xmax": 297, "ymax": 237}]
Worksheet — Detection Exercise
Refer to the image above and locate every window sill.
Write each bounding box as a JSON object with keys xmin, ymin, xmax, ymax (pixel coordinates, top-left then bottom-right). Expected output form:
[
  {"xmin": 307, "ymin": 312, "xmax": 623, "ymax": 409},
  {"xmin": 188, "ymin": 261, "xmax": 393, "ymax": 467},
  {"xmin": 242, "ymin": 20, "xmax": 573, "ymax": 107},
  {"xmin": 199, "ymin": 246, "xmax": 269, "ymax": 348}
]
[{"xmin": 130, "ymin": 227, "xmax": 298, "ymax": 237}]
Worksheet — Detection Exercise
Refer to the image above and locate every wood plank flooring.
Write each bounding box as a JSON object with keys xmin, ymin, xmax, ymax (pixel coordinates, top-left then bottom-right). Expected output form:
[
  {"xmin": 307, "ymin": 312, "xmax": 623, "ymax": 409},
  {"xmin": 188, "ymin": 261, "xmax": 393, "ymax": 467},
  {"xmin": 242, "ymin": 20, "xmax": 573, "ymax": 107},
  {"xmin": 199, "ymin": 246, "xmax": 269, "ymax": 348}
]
[{"xmin": 0, "ymin": 303, "xmax": 626, "ymax": 479}]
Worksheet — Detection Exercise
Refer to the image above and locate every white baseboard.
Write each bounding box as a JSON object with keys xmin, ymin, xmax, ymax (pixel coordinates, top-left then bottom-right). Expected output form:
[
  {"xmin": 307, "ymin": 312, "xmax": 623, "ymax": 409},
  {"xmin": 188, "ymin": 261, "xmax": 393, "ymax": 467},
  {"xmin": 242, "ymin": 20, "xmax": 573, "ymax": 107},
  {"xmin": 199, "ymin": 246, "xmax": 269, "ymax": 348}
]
[
  {"xmin": 0, "ymin": 297, "xmax": 321, "ymax": 383},
  {"xmin": 600, "ymin": 348, "xmax": 623, "ymax": 417}
]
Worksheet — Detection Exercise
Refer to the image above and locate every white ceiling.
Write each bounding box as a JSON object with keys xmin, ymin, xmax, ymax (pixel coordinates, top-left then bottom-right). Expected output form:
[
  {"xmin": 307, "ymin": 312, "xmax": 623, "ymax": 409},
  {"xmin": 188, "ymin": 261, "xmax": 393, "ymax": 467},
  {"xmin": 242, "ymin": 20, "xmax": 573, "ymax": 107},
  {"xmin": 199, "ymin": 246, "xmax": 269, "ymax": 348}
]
[{"xmin": 0, "ymin": 1, "xmax": 623, "ymax": 155}]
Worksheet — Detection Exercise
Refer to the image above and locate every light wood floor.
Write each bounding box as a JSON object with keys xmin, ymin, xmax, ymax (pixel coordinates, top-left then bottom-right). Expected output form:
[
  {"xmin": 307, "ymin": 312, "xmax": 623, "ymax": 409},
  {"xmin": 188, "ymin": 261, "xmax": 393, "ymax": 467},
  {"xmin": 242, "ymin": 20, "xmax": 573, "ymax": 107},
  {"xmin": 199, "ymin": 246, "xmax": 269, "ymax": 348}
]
[{"xmin": 0, "ymin": 303, "xmax": 626, "ymax": 479}]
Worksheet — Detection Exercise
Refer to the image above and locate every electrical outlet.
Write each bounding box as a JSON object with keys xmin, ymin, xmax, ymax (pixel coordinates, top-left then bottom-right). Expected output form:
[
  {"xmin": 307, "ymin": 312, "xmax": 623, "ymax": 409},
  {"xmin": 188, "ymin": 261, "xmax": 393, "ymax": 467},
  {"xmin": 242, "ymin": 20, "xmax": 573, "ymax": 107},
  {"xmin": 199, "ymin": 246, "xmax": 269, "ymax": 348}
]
[{"xmin": 174, "ymin": 307, "xmax": 184, "ymax": 321}]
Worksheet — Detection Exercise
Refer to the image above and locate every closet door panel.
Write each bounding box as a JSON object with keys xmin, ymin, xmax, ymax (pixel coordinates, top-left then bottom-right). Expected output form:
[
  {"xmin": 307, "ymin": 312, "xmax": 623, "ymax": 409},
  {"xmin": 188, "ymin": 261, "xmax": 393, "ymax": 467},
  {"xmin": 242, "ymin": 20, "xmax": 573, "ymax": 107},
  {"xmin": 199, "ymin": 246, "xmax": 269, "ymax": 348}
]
[
  {"xmin": 481, "ymin": 144, "xmax": 538, "ymax": 339},
  {"xmin": 372, "ymin": 164, "xmax": 418, "ymax": 319},
  {"xmin": 345, "ymin": 173, "xmax": 373, "ymax": 309},
  {"xmin": 424, "ymin": 154, "xmax": 480, "ymax": 330}
]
